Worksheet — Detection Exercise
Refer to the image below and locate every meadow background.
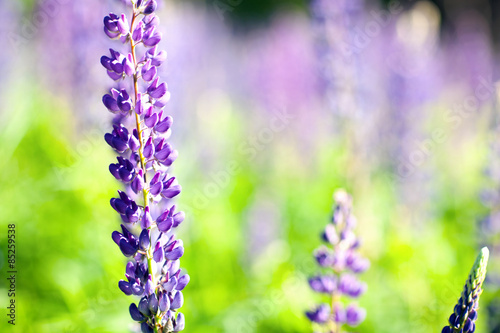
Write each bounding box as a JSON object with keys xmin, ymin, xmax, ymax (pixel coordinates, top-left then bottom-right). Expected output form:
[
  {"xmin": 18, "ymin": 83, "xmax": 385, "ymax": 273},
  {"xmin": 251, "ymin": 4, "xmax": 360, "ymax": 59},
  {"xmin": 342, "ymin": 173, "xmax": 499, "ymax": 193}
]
[{"xmin": 0, "ymin": 0, "xmax": 499, "ymax": 332}]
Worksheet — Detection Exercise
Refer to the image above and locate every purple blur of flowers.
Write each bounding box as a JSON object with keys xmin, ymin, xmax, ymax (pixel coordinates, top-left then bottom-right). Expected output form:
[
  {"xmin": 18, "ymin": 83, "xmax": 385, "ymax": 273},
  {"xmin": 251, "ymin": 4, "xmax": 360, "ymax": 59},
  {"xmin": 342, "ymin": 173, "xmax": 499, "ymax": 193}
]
[
  {"xmin": 102, "ymin": 1, "xmax": 188, "ymax": 332},
  {"xmin": 478, "ymin": 121, "xmax": 500, "ymax": 331},
  {"xmin": 306, "ymin": 190, "xmax": 369, "ymax": 332}
]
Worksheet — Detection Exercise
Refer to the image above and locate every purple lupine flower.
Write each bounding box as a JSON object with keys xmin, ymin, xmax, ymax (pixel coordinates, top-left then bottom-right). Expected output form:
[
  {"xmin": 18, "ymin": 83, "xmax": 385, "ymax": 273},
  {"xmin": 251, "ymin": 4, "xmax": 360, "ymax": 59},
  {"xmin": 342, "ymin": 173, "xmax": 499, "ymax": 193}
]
[
  {"xmin": 102, "ymin": 1, "xmax": 188, "ymax": 332},
  {"xmin": 442, "ymin": 247, "xmax": 489, "ymax": 333},
  {"xmin": 311, "ymin": 0, "xmax": 365, "ymax": 118},
  {"xmin": 306, "ymin": 190, "xmax": 369, "ymax": 331},
  {"xmin": 0, "ymin": 0, "xmax": 18, "ymax": 91},
  {"xmin": 306, "ymin": 303, "xmax": 331, "ymax": 324},
  {"xmin": 37, "ymin": 0, "xmax": 112, "ymax": 128}
]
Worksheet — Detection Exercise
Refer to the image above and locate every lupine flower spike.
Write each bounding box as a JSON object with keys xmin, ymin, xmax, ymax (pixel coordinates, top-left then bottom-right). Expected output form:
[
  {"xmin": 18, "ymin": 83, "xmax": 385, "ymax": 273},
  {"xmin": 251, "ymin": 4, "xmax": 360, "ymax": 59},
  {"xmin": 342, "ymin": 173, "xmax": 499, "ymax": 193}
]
[
  {"xmin": 442, "ymin": 247, "xmax": 489, "ymax": 333},
  {"xmin": 102, "ymin": 1, "xmax": 188, "ymax": 332},
  {"xmin": 306, "ymin": 190, "xmax": 369, "ymax": 332}
]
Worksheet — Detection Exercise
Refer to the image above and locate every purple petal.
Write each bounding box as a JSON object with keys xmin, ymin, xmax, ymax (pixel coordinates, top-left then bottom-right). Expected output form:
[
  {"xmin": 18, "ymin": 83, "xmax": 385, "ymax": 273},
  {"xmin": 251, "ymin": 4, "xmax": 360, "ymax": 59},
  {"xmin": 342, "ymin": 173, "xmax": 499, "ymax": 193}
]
[
  {"xmin": 100, "ymin": 56, "xmax": 113, "ymax": 71},
  {"xmin": 130, "ymin": 303, "xmax": 146, "ymax": 322},
  {"xmin": 109, "ymin": 164, "xmax": 120, "ymax": 179},
  {"xmin": 103, "ymin": 94, "xmax": 119, "ymax": 112},
  {"xmin": 126, "ymin": 261, "xmax": 136, "ymax": 279},
  {"xmin": 132, "ymin": 21, "xmax": 144, "ymax": 42},
  {"xmin": 117, "ymin": 14, "xmax": 130, "ymax": 35},
  {"xmin": 143, "ymin": 137, "xmax": 155, "ymax": 159},
  {"xmin": 141, "ymin": 206, "xmax": 153, "ymax": 229},
  {"xmin": 163, "ymin": 276, "xmax": 177, "ymax": 292},
  {"xmin": 117, "ymin": 93, "xmax": 132, "ymax": 112},
  {"xmin": 111, "ymin": 137, "xmax": 128, "ymax": 153},
  {"xmin": 104, "ymin": 26, "xmax": 120, "ymax": 39},
  {"xmin": 119, "ymin": 239, "xmax": 137, "ymax": 257},
  {"xmin": 345, "ymin": 304, "xmax": 366, "ymax": 326},
  {"xmin": 123, "ymin": 57, "xmax": 134, "ymax": 76},
  {"xmin": 172, "ymin": 211, "xmax": 185, "ymax": 228},
  {"xmin": 166, "ymin": 246, "xmax": 184, "ymax": 260},
  {"xmin": 162, "ymin": 185, "xmax": 181, "ymax": 199},
  {"xmin": 143, "ymin": 0, "xmax": 158, "ymax": 15},
  {"xmin": 139, "ymin": 296, "xmax": 151, "ymax": 316},
  {"xmin": 154, "ymin": 92, "xmax": 171, "ymax": 108},
  {"xmin": 170, "ymin": 291, "xmax": 183, "ymax": 310},
  {"xmin": 142, "ymin": 66, "xmax": 157, "ymax": 82},
  {"xmin": 155, "ymin": 115, "xmax": 173, "ymax": 133},
  {"xmin": 104, "ymin": 133, "xmax": 114, "ymax": 147},
  {"xmin": 150, "ymin": 181, "xmax": 163, "ymax": 196},
  {"xmin": 119, "ymin": 280, "xmax": 133, "ymax": 295},
  {"xmin": 129, "ymin": 134, "xmax": 140, "ymax": 152},
  {"xmin": 160, "ymin": 149, "xmax": 178, "ymax": 166},
  {"xmin": 141, "ymin": 323, "xmax": 154, "ymax": 333},
  {"xmin": 131, "ymin": 172, "xmax": 144, "ymax": 194},
  {"xmin": 305, "ymin": 304, "xmax": 330, "ymax": 324},
  {"xmin": 168, "ymin": 260, "xmax": 180, "ymax": 276},
  {"xmin": 143, "ymin": 11, "xmax": 160, "ymax": 27},
  {"xmin": 147, "ymin": 77, "xmax": 159, "ymax": 93},
  {"xmin": 110, "ymin": 88, "xmax": 120, "ymax": 100},
  {"xmin": 112, "ymin": 231, "xmax": 124, "ymax": 246},
  {"xmin": 157, "ymin": 217, "xmax": 173, "ymax": 233},
  {"xmin": 143, "ymin": 31, "xmax": 162, "ymax": 47},
  {"xmin": 125, "ymin": 208, "xmax": 140, "ymax": 223},
  {"xmin": 174, "ymin": 312, "xmax": 185, "ymax": 331},
  {"xmin": 151, "ymin": 50, "xmax": 167, "ymax": 67},
  {"xmin": 135, "ymin": 93, "xmax": 144, "ymax": 115},
  {"xmin": 159, "ymin": 292, "xmax": 170, "ymax": 312},
  {"xmin": 148, "ymin": 293, "xmax": 159, "ymax": 314},
  {"xmin": 106, "ymin": 70, "xmax": 122, "ymax": 81},
  {"xmin": 155, "ymin": 143, "xmax": 172, "ymax": 161},
  {"xmin": 145, "ymin": 275, "xmax": 154, "ymax": 295},
  {"xmin": 111, "ymin": 198, "xmax": 127, "ymax": 214},
  {"xmin": 176, "ymin": 274, "xmax": 190, "ymax": 291},
  {"xmin": 153, "ymin": 244, "xmax": 164, "ymax": 262},
  {"xmin": 104, "ymin": 15, "xmax": 118, "ymax": 32},
  {"xmin": 110, "ymin": 60, "xmax": 124, "ymax": 74},
  {"xmin": 118, "ymin": 166, "xmax": 134, "ymax": 182},
  {"xmin": 139, "ymin": 229, "xmax": 150, "ymax": 251},
  {"xmin": 149, "ymin": 82, "xmax": 167, "ymax": 99},
  {"xmin": 145, "ymin": 112, "xmax": 158, "ymax": 127}
]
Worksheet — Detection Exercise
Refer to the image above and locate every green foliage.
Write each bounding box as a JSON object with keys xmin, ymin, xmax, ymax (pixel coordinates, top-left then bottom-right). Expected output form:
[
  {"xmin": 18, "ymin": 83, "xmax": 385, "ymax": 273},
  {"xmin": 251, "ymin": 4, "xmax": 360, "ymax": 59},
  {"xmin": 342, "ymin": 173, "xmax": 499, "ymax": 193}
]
[{"xmin": 0, "ymin": 81, "xmax": 495, "ymax": 333}]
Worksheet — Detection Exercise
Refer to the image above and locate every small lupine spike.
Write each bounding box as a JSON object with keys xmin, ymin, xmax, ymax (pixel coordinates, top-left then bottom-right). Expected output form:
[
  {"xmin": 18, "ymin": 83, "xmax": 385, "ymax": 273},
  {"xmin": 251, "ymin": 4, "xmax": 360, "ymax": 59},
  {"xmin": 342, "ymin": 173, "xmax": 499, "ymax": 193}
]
[
  {"xmin": 442, "ymin": 247, "xmax": 489, "ymax": 333},
  {"xmin": 306, "ymin": 190, "xmax": 369, "ymax": 331}
]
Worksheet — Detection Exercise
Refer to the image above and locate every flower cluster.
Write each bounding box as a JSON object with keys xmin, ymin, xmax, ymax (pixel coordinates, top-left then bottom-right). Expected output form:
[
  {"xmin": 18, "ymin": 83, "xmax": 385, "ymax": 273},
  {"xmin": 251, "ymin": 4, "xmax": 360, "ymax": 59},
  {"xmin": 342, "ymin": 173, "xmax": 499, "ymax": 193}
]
[
  {"xmin": 102, "ymin": 1, "xmax": 188, "ymax": 332},
  {"xmin": 442, "ymin": 247, "xmax": 489, "ymax": 333},
  {"xmin": 306, "ymin": 190, "xmax": 369, "ymax": 332}
]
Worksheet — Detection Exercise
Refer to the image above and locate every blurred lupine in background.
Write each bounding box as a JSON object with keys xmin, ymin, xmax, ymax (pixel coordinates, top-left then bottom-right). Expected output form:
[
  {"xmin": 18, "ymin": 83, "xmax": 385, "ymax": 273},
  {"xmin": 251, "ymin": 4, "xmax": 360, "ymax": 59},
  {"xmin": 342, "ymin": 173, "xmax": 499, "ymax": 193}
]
[
  {"xmin": 310, "ymin": 0, "xmax": 364, "ymax": 120},
  {"xmin": 102, "ymin": 1, "xmax": 187, "ymax": 332},
  {"xmin": 442, "ymin": 247, "xmax": 489, "ymax": 333},
  {"xmin": 479, "ymin": 99, "xmax": 500, "ymax": 332},
  {"xmin": 306, "ymin": 190, "xmax": 369, "ymax": 332},
  {"xmin": 37, "ymin": 0, "xmax": 110, "ymax": 127},
  {"xmin": 0, "ymin": 0, "xmax": 16, "ymax": 80}
]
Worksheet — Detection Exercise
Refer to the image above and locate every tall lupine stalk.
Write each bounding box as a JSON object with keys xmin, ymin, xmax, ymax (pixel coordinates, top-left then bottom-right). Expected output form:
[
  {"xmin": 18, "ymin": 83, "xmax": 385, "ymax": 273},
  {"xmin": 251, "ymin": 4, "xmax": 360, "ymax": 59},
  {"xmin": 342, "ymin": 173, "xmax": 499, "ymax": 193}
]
[
  {"xmin": 101, "ymin": 1, "xmax": 188, "ymax": 332},
  {"xmin": 442, "ymin": 247, "xmax": 489, "ymax": 333},
  {"xmin": 306, "ymin": 190, "xmax": 369, "ymax": 332},
  {"xmin": 310, "ymin": 0, "xmax": 364, "ymax": 119}
]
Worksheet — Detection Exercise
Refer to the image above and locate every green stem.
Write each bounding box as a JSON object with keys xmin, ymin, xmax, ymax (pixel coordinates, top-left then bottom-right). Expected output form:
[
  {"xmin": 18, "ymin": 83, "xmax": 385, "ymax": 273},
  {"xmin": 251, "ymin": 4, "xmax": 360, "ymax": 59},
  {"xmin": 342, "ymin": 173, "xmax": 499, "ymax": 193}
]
[{"xmin": 129, "ymin": 8, "xmax": 159, "ymax": 333}]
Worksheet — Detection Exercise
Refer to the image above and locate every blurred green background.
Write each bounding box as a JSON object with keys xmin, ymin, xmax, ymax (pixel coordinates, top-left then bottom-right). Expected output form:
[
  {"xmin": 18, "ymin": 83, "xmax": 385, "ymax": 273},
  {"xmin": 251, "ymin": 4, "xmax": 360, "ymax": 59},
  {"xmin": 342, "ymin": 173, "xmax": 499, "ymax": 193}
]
[{"xmin": 1, "ymin": 0, "xmax": 499, "ymax": 332}]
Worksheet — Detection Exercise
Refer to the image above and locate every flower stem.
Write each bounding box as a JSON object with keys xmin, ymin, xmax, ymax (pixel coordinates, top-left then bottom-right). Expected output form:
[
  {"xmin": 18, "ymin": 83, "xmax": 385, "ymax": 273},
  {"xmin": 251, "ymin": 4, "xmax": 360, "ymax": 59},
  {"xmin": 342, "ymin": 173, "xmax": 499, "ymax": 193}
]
[
  {"xmin": 331, "ymin": 291, "xmax": 341, "ymax": 333},
  {"xmin": 129, "ymin": 8, "xmax": 159, "ymax": 333}
]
